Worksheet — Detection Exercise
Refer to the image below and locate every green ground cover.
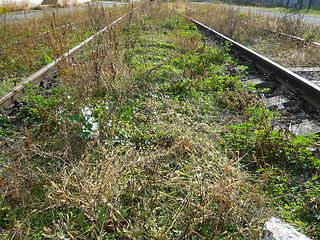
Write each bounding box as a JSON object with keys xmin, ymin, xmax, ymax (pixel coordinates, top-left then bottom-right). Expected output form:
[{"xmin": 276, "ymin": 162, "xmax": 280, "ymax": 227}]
[{"xmin": 0, "ymin": 3, "xmax": 319, "ymax": 239}]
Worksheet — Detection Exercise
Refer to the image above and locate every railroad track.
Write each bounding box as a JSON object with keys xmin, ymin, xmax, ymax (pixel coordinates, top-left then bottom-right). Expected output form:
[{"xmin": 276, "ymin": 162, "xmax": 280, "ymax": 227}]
[
  {"xmin": 185, "ymin": 7, "xmax": 320, "ymax": 47},
  {"xmin": 268, "ymin": 29, "xmax": 320, "ymax": 47},
  {"xmin": 0, "ymin": 6, "xmax": 117, "ymax": 99},
  {"xmin": 173, "ymin": 9, "xmax": 320, "ymax": 136},
  {"xmin": 0, "ymin": 7, "xmax": 135, "ymax": 114},
  {"xmin": 2, "ymin": 6, "xmax": 320, "ymax": 136}
]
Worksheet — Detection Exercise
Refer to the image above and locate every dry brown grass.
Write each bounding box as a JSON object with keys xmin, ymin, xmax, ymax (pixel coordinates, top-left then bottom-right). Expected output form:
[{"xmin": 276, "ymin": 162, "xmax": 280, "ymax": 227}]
[
  {"xmin": 0, "ymin": 3, "xmax": 273, "ymax": 239},
  {"xmin": 42, "ymin": 136, "xmax": 267, "ymax": 239},
  {"xmin": 184, "ymin": 2, "xmax": 320, "ymax": 68},
  {"xmin": 0, "ymin": 1, "xmax": 31, "ymax": 12},
  {"xmin": 0, "ymin": 4, "xmax": 127, "ymax": 97}
]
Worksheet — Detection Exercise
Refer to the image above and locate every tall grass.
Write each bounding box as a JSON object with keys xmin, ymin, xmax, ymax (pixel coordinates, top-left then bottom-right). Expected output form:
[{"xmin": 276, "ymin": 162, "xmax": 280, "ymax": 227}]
[
  {"xmin": 0, "ymin": 4, "xmax": 127, "ymax": 97},
  {"xmin": 185, "ymin": 2, "xmax": 320, "ymax": 68},
  {"xmin": 0, "ymin": 3, "xmax": 273, "ymax": 239},
  {"xmin": 1, "ymin": 1, "xmax": 319, "ymax": 238}
]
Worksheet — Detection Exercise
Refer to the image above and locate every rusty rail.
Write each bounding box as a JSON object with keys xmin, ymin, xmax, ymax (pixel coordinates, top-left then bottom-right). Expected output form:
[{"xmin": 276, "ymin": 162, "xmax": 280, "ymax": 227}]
[
  {"xmin": 0, "ymin": 7, "xmax": 136, "ymax": 114},
  {"xmin": 173, "ymin": 9, "xmax": 320, "ymax": 109}
]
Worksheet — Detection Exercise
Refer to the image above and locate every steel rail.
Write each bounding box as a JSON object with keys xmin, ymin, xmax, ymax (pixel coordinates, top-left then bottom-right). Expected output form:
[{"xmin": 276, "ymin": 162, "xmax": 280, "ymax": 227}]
[
  {"xmin": 258, "ymin": 26, "xmax": 320, "ymax": 47},
  {"xmin": 174, "ymin": 10, "xmax": 320, "ymax": 109},
  {"xmin": 275, "ymin": 31, "xmax": 320, "ymax": 47},
  {"xmin": 0, "ymin": 7, "xmax": 136, "ymax": 114}
]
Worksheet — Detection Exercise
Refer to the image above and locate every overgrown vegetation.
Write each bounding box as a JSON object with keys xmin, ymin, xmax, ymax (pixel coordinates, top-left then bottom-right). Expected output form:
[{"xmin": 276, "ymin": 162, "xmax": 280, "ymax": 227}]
[
  {"xmin": 0, "ymin": 2, "xmax": 319, "ymax": 239},
  {"xmin": 0, "ymin": 4, "xmax": 126, "ymax": 97},
  {"xmin": 221, "ymin": 106, "xmax": 320, "ymax": 238},
  {"xmin": 183, "ymin": 2, "xmax": 320, "ymax": 68}
]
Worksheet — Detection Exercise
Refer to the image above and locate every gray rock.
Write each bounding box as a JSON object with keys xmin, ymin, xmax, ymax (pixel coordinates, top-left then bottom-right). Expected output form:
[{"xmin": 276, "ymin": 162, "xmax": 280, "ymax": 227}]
[{"xmin": 261, "ymin": 217, "xmax": 311, "ymax": 240}]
